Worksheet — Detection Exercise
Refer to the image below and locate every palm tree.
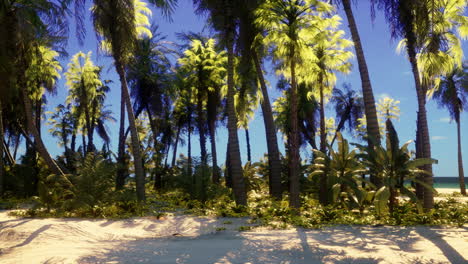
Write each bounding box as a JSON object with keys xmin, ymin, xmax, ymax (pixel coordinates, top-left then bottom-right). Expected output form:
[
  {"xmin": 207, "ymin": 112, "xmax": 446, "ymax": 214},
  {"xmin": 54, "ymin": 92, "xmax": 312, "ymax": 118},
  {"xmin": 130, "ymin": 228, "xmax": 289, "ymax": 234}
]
[
  {"xmin": 237, "ymin": 0, "xmax": 283, "ymax": 199},
  {"xmin": 301, "ymin": 15, "xmax": 353, "ymax": 205},
  {"xmin": 193, "ymin": 0, "xmax": 247, "ymax": 206},
  {"xmin": 178, "ymin": 38, "xmax": 226, "ymax": 170},
  {"xmin": 330, "ymin": 83, "xmax": 364, "ymax": 147},
  {"xmin": 256, "ymin": 0, "xmax": 335, "ymax": 208},
  {"xmin": 173, "ymin": 70, "xmax": 197, "ymax": 178},
  {"xmin": 91, "ymin": 0, "xmax": 154, "ymax": 201},
  {"xmin": 23, "ymin": 45, "xmax": 66, "ymax": 177},
  {"xmin": 47, "ymin": 104, "xmax": 73, "ymax": 163},
  {"xmin": 433, "ymin": 65, "xmax": 467, "ymax": 195},
  {"xmin": 372, "ymin": 0, "xmax": 435, "ymax": 209},
  {"xmin": 335, "ymin": 0, "xmax": 381, "ymax": 151},
  {"xmin": 126, "ymin": 26, "xmax": 175, "ymax": 188},
  {"xmin": 235, "ymin": 86, "xmax": 260, "ymax": 163},
  {"xmin": 65, "ymin": 52, "xmax": 103, "ymax": 153}
]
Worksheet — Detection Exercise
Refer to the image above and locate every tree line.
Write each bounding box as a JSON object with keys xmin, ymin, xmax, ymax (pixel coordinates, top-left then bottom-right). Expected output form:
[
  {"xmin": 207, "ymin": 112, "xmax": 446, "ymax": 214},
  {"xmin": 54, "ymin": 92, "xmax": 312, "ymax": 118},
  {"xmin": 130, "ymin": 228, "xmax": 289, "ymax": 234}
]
[{"xmin": 0, "ymin": 0, "xmax": 466, "ymax": 214}]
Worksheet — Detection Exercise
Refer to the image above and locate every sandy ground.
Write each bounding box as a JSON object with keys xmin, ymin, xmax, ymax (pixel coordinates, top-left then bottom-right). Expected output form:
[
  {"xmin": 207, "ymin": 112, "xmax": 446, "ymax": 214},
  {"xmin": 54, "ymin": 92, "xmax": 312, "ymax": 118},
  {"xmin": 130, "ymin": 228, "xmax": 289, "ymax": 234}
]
[{"xmin": 0, "ymin": 189, "xmax": 466, "ymax": 264}]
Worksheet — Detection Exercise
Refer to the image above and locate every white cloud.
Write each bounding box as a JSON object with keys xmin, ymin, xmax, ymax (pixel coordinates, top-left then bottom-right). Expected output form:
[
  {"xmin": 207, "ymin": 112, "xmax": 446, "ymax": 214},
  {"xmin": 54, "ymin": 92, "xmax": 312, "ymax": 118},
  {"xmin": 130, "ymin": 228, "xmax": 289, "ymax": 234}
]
[
  {"xmin": 438, "ymin": 117, "xmax": 451, "ymax": 123},
  {"xmin": 432, "ymin": 136, "xmax": 447, "ymax": 141}
]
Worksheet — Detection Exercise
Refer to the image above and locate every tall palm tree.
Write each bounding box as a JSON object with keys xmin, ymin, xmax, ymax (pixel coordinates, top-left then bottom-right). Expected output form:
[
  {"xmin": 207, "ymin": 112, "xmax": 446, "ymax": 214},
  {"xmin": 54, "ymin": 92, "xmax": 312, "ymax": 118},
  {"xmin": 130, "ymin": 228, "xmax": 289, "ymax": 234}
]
[
  {"xmin": 193, "ymin": 0, "xmax": 247, "ymax": 206},
  {"xmin": 433, "ymin": 65, "xmax": 467, "ymax": 195},
  {"xmin": 91, "ymin": 0, "xmax": 153, "ymax": 201},
  {"xmin": 372, "ymin": 0, "xmax": 467, "ymax": 209},
  {"xmin": 300, "ymin": 11, "xmax": 353, "ymax": 205},
  {"xmin": 65, "ymin": 51, "xmax": 103, "ymax": 153},
  {"xmin": 372, "ymin": 0, "xmax": 435, "ymax": 209},
  {"xmin": 23, "ymin": 45, "xmax": 66, "ymax": 177},
  {"xmin": 237, "ymin": 0, "xmax": 283, "ymax": 199},
  {"xmin": 178, "ymin": 38, "xmax": 226, "ymax": 170},
  {"xmin": 256, "ymin": 0, "xmax": 335, "ymax": 208},
  {"xmin": 126, "ymin": 26, "xmax": 175, "ymax": 188}
]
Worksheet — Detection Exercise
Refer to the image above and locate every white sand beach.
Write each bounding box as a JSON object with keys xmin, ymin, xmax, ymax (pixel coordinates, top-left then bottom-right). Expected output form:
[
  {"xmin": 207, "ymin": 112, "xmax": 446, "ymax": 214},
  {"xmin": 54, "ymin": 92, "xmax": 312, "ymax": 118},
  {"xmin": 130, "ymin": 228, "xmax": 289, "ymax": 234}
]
[{"xmin": 0, "ymin": 207, "xmax": 466, "ymax": 264}]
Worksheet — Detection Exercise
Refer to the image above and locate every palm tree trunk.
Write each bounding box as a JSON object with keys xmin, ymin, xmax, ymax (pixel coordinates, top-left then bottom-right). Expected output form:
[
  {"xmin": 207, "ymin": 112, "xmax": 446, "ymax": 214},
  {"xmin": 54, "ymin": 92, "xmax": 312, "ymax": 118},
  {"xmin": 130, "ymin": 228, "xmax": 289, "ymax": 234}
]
[
  {"xmin": 342, "ymin": 0, "xmax": 381, "ymax": 186},
  {"xmin": 226, "ymin": 15, "xmax": 247, "ymax": 206},
  {"xmin": 196, "ymin": 92, "xmax": 208, "ymax": 166},
  {"xmin": 116, "ymin": 82, "xmax": 127, "ymax": 190},
  {"xmin": 21, "ymin": 87, "xmax": 65, "ymax": 177},
  {"xmin": 35, "ymin": 98, "xmax": 42, "ymax": 137},
  {"xmin": 208, "ymin": 118, "xmax": 219, "ymax": 183},
  {"xmin": 341, "ymin": 0, "xmax": 380, "ymax": 143},
  {"xmin": 0, "ymin": 99, "xmax": 4, "ymax": 196},
  {"xmin": 187, "ymin": 117, "xmax": 193, "ymax": 178},
  {"xmin": 171, "ymin": 122, "xmax": 181, "ymax": 167},
  {"xmin": 456, "ymin": 119, "xmax": 466, "ymax": 195},
  {"xmin": 330, "ymin": 108, "xmax": 350, "ymax": 148},
  {"xmin": 245, "ymin": 129, "xmax": 251, "ymax": 163},
  {"xmin": 116, "ymin": 62, "xmax": 146, "ymax": 202},
  {"xmin": 3, "ymin": 139, "xmax": 14, "ymax": 166},
  {"xmin": 252, "ymin": 51, "xmax": 282, "ymax": 199},
  {"xmin": 289, "ymin": 45, "xmax": 301, "ymax": 209},
  {"xmin": 225, "ymin": 140, "xmax": 233, "ymax": 188},
  {"xmin": 319, "ymin": 80, "xmax": 328, "ymax": 205},
  {"xmin": 405, "ymin": 28, "xmax": 433, "ymax": 210},
  {"xmin": 85, "ymin": 108, "xmax": 94, "ymax": 153}
]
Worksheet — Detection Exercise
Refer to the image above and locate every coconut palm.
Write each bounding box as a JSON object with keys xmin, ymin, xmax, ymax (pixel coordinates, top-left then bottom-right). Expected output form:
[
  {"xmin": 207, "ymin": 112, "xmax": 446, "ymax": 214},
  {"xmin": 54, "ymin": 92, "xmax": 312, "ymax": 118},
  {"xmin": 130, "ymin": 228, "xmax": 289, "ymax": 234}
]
[
  {"xmin": 433, "ymin": 65, "xmax": 467, "ymax": 195},
  {"xmin": 301, "ymin": 15, "xmax": 353, "ymax": 205},
  {"xmin": 23, "ymin": 45, "xmax": 66, "ymax": 177},
  {"xmin": 237, "ymin": 0, "xmax": 283, "ymax": 199},
  {"xmin": 65, "ymin": 52, "xmax": 103, "ymax": 153},
  {"xmin": 256, "ymin": 0, "xmax": 335, "ymax": 208},
  {"xmin": 371, "ymin": 0, "xmax": 435, "ymax": 209},
  {"xmin": 193, "ymin": 0, "xmax": 247, "ymax": 206},
  {"xmin": 91, "ymin": 0, "xmax": 154, "ymax": 201},
  {"xmin": 178, "ymin": 38, "xmax": 226, "ymax": 170}
]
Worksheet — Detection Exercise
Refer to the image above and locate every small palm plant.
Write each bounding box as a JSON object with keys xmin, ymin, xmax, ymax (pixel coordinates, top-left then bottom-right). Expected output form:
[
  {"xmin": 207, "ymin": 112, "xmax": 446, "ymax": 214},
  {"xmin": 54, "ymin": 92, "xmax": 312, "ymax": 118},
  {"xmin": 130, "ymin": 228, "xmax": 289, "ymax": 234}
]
[
  {"xmin": 354, "ymin": 119, "xmax": 437, "ymax": 215},
  {"xmin": 311, "ymin": 133, "xmax": 368, "ymax": 208}
]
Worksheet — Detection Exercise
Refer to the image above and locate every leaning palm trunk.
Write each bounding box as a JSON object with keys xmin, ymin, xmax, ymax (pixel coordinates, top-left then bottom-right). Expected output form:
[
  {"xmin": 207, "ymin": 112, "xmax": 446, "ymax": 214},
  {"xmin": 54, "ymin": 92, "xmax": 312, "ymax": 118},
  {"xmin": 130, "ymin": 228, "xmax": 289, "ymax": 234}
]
[
  {"xmin": 21, "ymin": 87, "xmax": 65, "ymax": 177},
  {"xmin": 0, "ymin": 99, "xmax": 4, "ymax": 196},
  {"xmin": 116, "ymin": 86, "xmax": 126, "ymax": 190},
  {"xmin": 253, "ymin": 51, "xmax": 282, "ymax": 199},
  {"xmin": 405, "ymin": 30, "xmax": 434, "ymax": 210},
  {"xmin": 226, "ymin": 21, "xmax": 247, "ymax": 206},
  {"xmin": 289, "ymin": 46, "xmax": 301, "ymax": 209},
  {"xmin": 116, "ymin": 62, "xmax": 146, "ymax": 202},
  {"xmin": 456, "ymin": 119, "xmax": 466, "ymax": 195},
  {"xmin": 341, "ymin": 0, "xmax": 381, "ymax": 186}
]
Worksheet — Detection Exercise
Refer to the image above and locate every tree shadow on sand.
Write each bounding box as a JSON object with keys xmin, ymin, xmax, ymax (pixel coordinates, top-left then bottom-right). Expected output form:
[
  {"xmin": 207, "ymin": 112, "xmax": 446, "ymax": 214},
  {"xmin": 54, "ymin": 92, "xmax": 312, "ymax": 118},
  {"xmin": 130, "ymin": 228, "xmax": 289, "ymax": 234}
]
[{"xmin": 78, "ymin": 228, "xmax": 382, "ymax": 264}]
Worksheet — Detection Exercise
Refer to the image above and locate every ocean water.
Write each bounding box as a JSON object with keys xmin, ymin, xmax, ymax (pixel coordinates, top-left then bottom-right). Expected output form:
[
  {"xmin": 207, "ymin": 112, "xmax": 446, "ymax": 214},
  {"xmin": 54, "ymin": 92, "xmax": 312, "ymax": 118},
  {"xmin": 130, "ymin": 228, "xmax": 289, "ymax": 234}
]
[
  {"xmin": 432, "ymin": 177, "xmax": 466, "ymax": 189},
  {"xmin": 400, "ymin": 177, "xmax": 466, "ymax": 189}
]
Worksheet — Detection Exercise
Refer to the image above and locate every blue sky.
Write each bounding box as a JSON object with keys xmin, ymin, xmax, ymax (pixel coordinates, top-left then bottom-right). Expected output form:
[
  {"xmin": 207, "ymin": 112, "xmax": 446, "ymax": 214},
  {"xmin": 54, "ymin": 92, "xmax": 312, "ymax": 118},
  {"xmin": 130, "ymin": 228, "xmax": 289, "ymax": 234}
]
[{"xmin": 37, "ymin": 0, "xmax": 467, "ymax": 177}]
